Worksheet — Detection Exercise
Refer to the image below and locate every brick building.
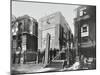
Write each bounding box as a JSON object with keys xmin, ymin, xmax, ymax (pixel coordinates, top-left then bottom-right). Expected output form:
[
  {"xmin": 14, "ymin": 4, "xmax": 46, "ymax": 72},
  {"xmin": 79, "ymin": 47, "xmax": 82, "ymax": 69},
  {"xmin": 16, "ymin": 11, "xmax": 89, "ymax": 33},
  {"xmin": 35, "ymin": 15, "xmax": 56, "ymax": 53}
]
[{"xmin": 74, "ymin": 6, "xmax": 96, "ymax": 59}]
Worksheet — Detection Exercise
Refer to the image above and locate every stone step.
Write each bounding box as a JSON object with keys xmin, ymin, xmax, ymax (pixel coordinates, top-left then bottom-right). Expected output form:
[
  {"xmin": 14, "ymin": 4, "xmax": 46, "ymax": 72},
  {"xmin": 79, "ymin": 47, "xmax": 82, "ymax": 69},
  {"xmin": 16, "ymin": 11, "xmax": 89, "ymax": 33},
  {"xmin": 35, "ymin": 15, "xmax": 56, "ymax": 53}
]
[{"xmin": 45, "ymin": 61, "xmax": 64, "ymax": 68}]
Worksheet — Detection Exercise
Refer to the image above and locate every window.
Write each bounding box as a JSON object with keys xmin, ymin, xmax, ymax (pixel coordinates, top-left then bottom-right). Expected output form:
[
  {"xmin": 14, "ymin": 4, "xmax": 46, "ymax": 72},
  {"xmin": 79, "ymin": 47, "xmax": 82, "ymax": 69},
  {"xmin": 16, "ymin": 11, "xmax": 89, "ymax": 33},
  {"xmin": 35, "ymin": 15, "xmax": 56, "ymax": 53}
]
[
  {"xmin": 83, "ymin": 26, "xmax": 87, "ymax": 32},
  {"xmin": 18, "ymin": 22, "xmax": 23, "ymax": 32},
  {"xmin": 81, "ymin": 24, "xmax": 89, "ymax": 37},
  {"xmin": 80, "ymin": 7, "xmax": 87, "ymax": 16},
  {"xmin": 80, "ymin": 10, "xmax": 84, "ymax": 16}
]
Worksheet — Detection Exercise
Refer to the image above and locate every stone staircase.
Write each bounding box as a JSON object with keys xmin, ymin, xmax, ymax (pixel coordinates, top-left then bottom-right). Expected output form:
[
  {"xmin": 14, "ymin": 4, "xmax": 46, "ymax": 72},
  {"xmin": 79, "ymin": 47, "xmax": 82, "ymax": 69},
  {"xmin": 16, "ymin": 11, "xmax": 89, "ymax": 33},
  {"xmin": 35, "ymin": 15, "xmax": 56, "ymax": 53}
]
[{"xmin": 45, "ymin": 60, "xmax": 64, "ymax": 69}]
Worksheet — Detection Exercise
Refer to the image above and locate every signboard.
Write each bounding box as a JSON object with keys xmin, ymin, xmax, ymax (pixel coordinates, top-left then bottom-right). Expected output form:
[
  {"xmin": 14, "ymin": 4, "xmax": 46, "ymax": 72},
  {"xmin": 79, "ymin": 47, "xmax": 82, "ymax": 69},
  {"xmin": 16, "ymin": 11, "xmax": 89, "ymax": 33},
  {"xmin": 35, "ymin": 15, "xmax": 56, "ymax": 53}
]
[{"xmin": 81, "ymin": 32, "xmax": 89, "ymax": 37}]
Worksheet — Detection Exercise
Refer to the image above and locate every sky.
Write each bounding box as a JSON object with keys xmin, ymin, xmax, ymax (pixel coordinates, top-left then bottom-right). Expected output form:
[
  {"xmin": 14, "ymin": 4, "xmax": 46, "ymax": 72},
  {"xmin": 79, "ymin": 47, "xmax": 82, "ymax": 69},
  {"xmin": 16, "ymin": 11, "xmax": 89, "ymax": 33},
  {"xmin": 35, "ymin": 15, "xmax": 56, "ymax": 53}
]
[{"xmin": 12, "ymin": 1, "xmax": 79, "ymax": 34}]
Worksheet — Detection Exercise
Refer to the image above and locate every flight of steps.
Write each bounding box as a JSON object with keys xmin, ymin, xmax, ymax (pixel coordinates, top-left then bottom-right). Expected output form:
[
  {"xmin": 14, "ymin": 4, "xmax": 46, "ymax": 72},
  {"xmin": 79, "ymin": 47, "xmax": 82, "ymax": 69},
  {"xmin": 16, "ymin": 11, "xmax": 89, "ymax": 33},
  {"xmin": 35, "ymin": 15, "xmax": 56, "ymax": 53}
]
[{"xmin": 45, "ymin": 60, "xmax": 64, "ymax": 69}]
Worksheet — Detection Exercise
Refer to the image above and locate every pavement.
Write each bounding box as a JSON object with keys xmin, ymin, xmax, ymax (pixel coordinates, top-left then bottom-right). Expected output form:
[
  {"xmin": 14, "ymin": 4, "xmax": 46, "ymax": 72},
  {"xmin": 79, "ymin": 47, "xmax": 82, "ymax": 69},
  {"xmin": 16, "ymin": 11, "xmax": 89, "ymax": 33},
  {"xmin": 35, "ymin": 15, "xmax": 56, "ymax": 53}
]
[
  {"xmin": 11, "ymin": 62, "xmax": 77, "ymax": 74},
  {"xmin": 11, "ymin": 63, "xmax": 62, "ymax": 74},
  {"xmin": 11, "ymin": 64, "xmax": 45, "ymax": 74},
  {"xmin": 11, "ymin": 61, "xmax": 96, "ymax": 75}
]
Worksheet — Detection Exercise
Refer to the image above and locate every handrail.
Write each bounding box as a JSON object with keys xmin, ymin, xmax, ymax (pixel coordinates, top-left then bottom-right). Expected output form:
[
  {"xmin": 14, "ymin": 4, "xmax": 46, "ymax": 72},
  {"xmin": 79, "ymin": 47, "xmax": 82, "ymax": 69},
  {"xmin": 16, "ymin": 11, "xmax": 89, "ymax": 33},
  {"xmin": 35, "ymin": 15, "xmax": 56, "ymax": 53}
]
[{"xmin": 52, "ymin": 49, "xmax": 65, "ymax": 61}]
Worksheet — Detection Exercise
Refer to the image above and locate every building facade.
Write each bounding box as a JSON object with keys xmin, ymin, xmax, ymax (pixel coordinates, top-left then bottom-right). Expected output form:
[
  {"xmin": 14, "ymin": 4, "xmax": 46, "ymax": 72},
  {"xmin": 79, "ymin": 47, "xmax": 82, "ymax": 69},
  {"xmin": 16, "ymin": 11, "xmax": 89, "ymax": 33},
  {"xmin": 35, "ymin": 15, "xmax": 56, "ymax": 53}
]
[
  {"xmin": 74, "ymin": 6, "xmax": 96, "ymax": 59},
  {"xmin": 11, "ymin": 15, "xmax": 38, "ymax": 63},
  {"xmin": 39, "ymin": 12, "xmax": 74, "ymax": 65}
]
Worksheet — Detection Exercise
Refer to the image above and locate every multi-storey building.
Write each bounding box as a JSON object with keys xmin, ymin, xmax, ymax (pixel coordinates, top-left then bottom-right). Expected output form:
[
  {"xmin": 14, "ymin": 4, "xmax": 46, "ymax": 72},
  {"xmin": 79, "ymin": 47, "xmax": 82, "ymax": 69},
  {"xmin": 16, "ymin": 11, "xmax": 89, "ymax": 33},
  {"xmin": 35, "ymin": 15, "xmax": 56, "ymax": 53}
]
[
  {"xmin": 11, "ymin": 15, "xmax": 38, "ymax": 63},
  {"xmin": 11, "ymin": 15, "xmax": 18, "ymax": 64},
  {"xmin": 39, "ymin": 12, "xmax": 74, "ymax": 64},
  {"xmin": 74, "ymin": 6, "xmax": 96, "ymax": 59}
]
